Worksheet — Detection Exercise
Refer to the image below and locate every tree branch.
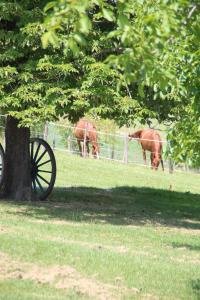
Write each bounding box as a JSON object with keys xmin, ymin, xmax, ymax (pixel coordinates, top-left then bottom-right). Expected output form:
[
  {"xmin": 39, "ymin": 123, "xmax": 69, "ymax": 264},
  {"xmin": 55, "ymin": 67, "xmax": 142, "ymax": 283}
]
[{"xmin": 187, "ymin": 5, "xmax": 197, "ymax": 19}]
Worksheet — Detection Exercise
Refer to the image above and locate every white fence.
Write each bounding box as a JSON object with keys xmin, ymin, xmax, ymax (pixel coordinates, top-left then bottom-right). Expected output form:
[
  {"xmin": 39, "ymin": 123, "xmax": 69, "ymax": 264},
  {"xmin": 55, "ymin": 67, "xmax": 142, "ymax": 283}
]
[
  {"xmin": 0, "ymin": 115, "xmax": 198, "ymax": 174},
  {"xmin": 33, "ymin": 122, "xmax": 176, "ymax": 172}
]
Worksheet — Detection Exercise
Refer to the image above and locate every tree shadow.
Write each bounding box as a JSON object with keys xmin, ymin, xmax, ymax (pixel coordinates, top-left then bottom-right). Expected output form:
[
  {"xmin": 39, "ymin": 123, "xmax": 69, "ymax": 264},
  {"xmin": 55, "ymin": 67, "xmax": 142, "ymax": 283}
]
[
  {"xmin": 172, "ymin": 243, "xmax": 200, "ymax": 252},
  {"xmin": 191, "ymin": 279, "xmax": 200, "ymax": 298},
  {"xmin": 3, "ymin": 185, "xmax": 200, "ymax": 231}
]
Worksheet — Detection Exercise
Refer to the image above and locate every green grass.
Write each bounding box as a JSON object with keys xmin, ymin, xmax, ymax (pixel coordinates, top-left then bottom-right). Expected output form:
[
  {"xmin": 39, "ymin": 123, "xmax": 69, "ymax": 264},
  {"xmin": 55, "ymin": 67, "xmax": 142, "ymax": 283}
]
[
  {"xmin": 0, "ymin": 152, "xmax": 200, "ymax": 299},
  {"xmin": 0, "ymin": 280, "xmax": 88, "ymax": 300}
]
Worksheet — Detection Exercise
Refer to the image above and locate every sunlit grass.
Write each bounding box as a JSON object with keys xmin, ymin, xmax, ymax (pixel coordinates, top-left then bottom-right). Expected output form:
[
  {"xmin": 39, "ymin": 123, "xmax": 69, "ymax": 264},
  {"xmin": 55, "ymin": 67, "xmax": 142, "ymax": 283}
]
[{"xmin": 0, "ymin": 152, "xmax": 200, "ymax": 299}]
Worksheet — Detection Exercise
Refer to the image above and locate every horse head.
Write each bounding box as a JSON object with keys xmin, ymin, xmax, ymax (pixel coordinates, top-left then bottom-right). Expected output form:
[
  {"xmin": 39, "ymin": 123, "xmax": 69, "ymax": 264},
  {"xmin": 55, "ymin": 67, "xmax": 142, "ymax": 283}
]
[
  {"xmin": 152, "ymin": 158, "xmax": 160, "ymax": 170},
  {"xmin": 128, "ymin": 134, "xmax": 133, "ymax": 141},
  {"xmin": 152, "ymin": 153, "xmax": 162, "ymax": 170},
  {"xmin": 128, "ymin": 130, "xmax": 142, "ymax": 141}
]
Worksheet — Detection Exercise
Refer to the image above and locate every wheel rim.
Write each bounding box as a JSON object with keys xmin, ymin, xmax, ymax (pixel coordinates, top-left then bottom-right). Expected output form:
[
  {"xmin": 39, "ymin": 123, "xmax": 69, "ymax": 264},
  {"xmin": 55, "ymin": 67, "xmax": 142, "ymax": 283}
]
[{"xmin": 30, "ymin": 138, "xmax": 56, "ymax": 200}]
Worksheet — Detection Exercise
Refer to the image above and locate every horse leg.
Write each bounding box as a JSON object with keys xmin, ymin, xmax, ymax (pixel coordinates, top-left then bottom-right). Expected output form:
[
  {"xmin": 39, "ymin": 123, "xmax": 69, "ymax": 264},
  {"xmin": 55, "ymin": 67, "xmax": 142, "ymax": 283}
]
[
  {"xmin": 150, "ymin": 153, "xmax": 154, "ymax": 169},
  {"xmin": 142, "ymin": 149, "xmax": 147, "ymax": 166},
  {"xmin": 77, "ymin": 140, "xmax": 83, "ymax": 157}
]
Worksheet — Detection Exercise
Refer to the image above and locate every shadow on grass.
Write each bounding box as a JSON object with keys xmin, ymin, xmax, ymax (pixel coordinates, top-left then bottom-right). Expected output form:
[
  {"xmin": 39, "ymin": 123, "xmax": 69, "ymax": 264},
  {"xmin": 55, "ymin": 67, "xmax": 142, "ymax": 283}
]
[
  {"xmin": 172, "ymin": 243, "xmax": 200, "ymax": 252},
  {"xmin": 2, "ymin": 185, "xmax": 200, "ymax": 231},
  {"xmin": 191, "ymin": 279, "xmax": 200, "ymax": 297}
]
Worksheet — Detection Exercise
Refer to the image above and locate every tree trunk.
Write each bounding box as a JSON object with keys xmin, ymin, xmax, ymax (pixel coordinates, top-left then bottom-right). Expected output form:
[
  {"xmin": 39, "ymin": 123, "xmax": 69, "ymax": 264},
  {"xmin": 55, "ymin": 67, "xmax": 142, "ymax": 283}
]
[{"xmin": 3, "ymin": 116, "xmax": 32, "ymax": 201}]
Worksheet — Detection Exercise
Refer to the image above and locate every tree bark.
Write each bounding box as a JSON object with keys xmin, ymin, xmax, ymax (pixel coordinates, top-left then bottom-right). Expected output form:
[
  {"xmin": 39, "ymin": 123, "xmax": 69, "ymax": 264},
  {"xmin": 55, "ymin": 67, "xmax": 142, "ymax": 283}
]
[{"xmin": 3, "ymin": 116, "xmax": 32, "ymax": 201}]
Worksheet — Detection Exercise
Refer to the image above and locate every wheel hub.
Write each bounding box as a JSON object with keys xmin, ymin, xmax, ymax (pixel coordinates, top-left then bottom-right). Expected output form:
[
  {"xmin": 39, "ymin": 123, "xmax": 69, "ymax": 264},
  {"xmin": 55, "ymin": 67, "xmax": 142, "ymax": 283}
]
[{"xmin": 31, "ymin": 162, "xmax": 38, "ymax": 179}]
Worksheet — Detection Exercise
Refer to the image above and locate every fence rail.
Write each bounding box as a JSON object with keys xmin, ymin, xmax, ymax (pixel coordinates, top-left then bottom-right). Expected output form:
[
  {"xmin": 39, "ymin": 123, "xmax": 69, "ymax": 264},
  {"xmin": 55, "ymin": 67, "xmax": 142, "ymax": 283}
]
[
  {"xmin": 36, "ymin": 122, "xmax": 184, "ymax": 174},
  {"xmin": 0, "ymin": 115, "xmax": 199, "ymax": 174}
]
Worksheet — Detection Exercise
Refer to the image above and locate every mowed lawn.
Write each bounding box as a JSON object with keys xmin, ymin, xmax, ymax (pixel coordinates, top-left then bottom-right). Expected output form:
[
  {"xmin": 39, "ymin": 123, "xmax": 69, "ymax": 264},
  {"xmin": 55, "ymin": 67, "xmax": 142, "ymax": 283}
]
[{"xmin": 0, "ymin": 151, "xmax": 200, "ymax": 299}]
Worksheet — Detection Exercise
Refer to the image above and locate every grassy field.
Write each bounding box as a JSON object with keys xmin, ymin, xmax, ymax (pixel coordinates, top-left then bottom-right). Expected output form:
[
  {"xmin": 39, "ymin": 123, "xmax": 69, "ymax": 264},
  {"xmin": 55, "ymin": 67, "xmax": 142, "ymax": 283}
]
[{"xmin": 0, "ymin": 152, "xmax": 200, "ymax": 299}]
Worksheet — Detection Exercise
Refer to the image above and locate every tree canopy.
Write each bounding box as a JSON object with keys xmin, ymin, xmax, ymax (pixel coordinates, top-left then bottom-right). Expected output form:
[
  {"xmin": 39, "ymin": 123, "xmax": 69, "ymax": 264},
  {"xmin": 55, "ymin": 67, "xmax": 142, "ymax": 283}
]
[
  {"xmin": 44, "ymin": 0, "xmax": 200, "ymax": 165},
  {"xmin": 0, "ymin": 0, "xmax": 200, "ymax": 165},
  {"xmin": 0, "ymin": 0, "xmax": 119, "ymax": 126}
]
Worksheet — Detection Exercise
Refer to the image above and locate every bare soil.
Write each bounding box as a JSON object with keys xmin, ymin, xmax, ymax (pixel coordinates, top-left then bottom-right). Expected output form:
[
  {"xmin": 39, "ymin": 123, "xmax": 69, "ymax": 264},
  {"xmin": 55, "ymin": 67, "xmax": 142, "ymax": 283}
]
[{"xmin": 0, "ymin": 252, "xmax": 140, "ymax": 300}]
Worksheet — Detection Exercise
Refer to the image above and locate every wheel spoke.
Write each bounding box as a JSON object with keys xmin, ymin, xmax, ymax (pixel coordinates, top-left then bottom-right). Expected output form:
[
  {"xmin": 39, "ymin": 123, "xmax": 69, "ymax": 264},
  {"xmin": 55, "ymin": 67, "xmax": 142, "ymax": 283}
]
[
  {"xmin": 37, "ymin": 173, "xmax": 50, "ymax": 185},
  {"xmin": 33, "ymin": 143, "xmax": 41, "ymax": 162},
  {"xmin": 35, "ymin": 176, "xmax": 44, "ymax": 192},
  {"xmin": 35, "ymin": 149, "xmax": 48, "ymax": 165},
  {"xmin": 38, "ymin": 169, "xmax": 52, "ymax": 174},
  {"xmin": 32, "ymin": 179, "xmax": 36, "ymax": 191},
  {"xmin": 30, "ymin": 138, "xmax": 56, "ymax": 200},
  {"xmin": 37, "ymin": 159, "xmax": 51, "ymax": 168}
]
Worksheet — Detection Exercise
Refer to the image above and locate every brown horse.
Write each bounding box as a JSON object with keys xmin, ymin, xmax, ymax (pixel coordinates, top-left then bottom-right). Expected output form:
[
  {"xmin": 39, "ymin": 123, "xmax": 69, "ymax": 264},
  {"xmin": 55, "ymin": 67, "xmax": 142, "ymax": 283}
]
[
  {"xmin": 74, "ymin": 119, "xmax": 100, "ymax": 159},
  {"xmin": 128, "ymin": 129, "xmax": 164, "ymax": 170}
]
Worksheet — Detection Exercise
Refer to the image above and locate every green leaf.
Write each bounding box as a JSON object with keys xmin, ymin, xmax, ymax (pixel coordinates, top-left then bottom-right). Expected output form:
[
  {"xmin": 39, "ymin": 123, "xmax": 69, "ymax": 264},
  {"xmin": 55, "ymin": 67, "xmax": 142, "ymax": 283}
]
[
  {"xmin": 138, "ymin": 84, "xmax": 145, "ymax": 98},
  {"xmin": 79, "ymin": 15, "xmax": 92, "ymax": 34},
  {"xmin": 68, "ymin": 39, "xmax": 80, "ymax": 57},
  {"xmin": 102, "ymin": 8, "xmax": 114, "ymax": 22},
  {"xmin": 44, "ymin": 1, "xmax": 56, "ymax": 13},
  {"xmin": 118, "ymin": 14, "xmax": 129, "ymax": 28},
  {"xmin": 41, "ymin": 31, "xmax": 51, "ymax": 48},
  {"xmin": 73, "ymin": 33, "xmax": 86, "ymax": 46},
  {"xmin": 42, "ymin": 30, "xmax": 58, "ymax": 48}
]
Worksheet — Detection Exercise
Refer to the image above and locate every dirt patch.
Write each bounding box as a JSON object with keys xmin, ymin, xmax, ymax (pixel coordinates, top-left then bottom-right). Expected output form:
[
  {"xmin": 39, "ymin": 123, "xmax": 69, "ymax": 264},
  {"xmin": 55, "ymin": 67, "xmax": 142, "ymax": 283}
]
[
  {"xmin": 170, "ymin": 256, "xmax": 200, "ymax": 265},
  {"xmin": 0, "ymin": 226, "xmax": 12, "ymax": 234},
  {"xmin": 166, "ymin": 226, "xmax": 200, "ymax": 236},
  {"xmin": 141, "ymin": 293, "xmax": 160, "ymax": 299},
  {"xmin": 0, "ymin": 252, "xmax": 139, "ymax": 300},
  {"xmin": 30, "ymin": 219, "xmax": 88, "ymax": 227},
  {"xmin": 141, "ymin": 223, "xmax": 200, "ymax": 236}
]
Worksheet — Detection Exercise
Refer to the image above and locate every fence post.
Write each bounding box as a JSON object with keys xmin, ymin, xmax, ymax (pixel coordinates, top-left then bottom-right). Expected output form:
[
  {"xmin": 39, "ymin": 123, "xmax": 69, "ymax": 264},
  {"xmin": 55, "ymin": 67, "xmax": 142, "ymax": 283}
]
[
  {"xmin": 52, "ymin": 125, "xmax": 56, "ymax": 150},
  {"xmin": 43, "ymin": 122, "xmax": 48, "ymax": 141},
  {"xmin": 111, "ymin": 144, "xmax": 115, "ymax": 159},
  {"xmin": 67, "ymin": 135, "xmax": 71, "ymax": 153},
  {"xmin": 168, "ymin": 157, "xmax": 174, "ymax": 174},
  {"xmin": 184, "ymin": 163, "xmax": 188, "ymax": 172},
  {"xmin": 166, "ymin": 140, "xmax": 173, "ymax": 174},
  {"xmin": 123, "ymin": 134, "xmax": 128, "ymax": 164},
  {"xmin": 83, "ymin": 128, "xmax": 87, "ymax": 158}
]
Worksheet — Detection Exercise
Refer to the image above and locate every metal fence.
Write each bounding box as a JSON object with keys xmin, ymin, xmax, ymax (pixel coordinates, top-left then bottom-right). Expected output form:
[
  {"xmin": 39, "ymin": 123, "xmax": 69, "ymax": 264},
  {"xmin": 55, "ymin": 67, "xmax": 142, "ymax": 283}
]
[
  {"xmin": 38, "ymin": 122, "xmax": 175, "ymax": 172},
  {"xmin": 0, "ymin": 115, "xmax": 199, "ymax": 174}
]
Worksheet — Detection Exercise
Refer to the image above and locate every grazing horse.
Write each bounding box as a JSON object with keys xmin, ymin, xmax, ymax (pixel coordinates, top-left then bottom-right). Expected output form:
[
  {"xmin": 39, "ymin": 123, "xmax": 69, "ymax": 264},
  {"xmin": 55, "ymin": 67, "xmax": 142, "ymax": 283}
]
[
  {"xmin": 128, "ymin": 129, "xmax": 164, "ymax": 170},
  {"xmin": 74, "ymin": 119, "xmax": 100, "ymax": 159}
]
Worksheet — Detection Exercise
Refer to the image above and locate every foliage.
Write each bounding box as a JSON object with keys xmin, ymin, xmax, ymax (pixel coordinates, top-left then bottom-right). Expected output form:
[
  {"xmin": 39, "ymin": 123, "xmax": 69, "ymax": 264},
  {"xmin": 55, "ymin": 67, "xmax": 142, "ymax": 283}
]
[
  {"xmin": 0, "ymin": 0, "xmax": 145, "ymax": 129},
  {"xmin": 168, "ymin": 108, "xmax": 200, "ymax": 167},
  {"xmin": 1, "ymin": 1, "xmax": 200, "ymax": 164},
  {"xmin": 0, "ymin": 1, "xmax": 120, "ymax": 126},
  {"xmin": 44, "ymin": 0, "xmax": 200, "ymax": 164}
]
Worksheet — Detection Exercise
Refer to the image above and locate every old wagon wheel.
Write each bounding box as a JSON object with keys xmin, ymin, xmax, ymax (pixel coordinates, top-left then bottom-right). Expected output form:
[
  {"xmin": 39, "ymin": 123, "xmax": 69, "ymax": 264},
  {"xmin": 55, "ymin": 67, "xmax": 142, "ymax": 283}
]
[
  {"xmin": 30, "ymin": 138, "xmax": 56, "ymax": 200},
  {"xmin": 0, "ymin": 143, "xmax": 5, "ymax": 188}
]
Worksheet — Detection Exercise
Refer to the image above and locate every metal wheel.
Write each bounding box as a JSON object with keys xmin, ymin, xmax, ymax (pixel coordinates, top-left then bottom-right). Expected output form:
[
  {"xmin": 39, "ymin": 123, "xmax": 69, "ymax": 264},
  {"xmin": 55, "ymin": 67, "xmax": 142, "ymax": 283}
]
[
  {"xmin": 30, "ymin": 138, "xmax": 56, "ymax": 200},
  {"xmin": 0, "ymin": 143, "xmax": 5, "ymax": 188}
]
